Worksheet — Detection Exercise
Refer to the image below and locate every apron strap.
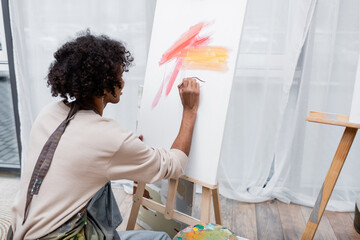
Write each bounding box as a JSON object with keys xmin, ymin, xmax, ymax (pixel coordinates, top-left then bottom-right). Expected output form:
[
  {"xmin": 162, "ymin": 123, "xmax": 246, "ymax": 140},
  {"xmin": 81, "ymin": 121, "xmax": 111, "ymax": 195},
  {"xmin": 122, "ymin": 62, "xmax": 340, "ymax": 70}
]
[{"xmin": 23, "ymin": 101, "xmax": 82, "ymax": 224}]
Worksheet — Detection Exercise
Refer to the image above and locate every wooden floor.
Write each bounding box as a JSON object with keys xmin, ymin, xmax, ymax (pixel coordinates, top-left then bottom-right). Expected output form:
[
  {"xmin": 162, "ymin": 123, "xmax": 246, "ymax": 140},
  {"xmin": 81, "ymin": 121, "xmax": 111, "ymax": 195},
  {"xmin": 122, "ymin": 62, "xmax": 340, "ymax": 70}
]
[
  {"xmin": 1, "ymin": 173, "xmax": 360, "ymax": 240},
  {"xmin": 114, "ymin": 187, "xmax": 360, "ymax": 240}
]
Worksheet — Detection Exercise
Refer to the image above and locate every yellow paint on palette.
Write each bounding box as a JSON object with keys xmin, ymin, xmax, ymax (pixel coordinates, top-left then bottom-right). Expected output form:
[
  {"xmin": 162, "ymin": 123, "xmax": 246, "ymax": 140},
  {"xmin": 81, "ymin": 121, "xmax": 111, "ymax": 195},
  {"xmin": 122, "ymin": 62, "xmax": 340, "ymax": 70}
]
[{"xmin": 181, "ymin": 46, "xmax": 229, "ymax": 71}]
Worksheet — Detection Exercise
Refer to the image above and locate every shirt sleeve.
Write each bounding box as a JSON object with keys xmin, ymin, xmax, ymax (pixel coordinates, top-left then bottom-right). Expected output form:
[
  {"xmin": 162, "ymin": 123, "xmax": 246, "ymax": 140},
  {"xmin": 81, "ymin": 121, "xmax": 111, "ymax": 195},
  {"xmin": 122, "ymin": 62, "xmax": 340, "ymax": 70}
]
[{"xmin": 106, "ymin": 131, "xmax": 188, "ymax": 183}]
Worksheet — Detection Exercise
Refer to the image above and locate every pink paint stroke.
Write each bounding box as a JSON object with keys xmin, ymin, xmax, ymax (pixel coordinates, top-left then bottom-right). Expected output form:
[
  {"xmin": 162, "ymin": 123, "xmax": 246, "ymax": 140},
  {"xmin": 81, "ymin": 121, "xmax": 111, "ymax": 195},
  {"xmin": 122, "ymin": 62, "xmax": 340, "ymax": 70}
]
[
  {"xmin": 152, "ymin": 77, "xmax": 165, "ymax": 109},
  {"xmin": 159, "ymin": 22, "xmax": 206, "ymax": 65},
  {"xmin": 166, "ymin": 58, "xmax": 183, "ymax": 96}
]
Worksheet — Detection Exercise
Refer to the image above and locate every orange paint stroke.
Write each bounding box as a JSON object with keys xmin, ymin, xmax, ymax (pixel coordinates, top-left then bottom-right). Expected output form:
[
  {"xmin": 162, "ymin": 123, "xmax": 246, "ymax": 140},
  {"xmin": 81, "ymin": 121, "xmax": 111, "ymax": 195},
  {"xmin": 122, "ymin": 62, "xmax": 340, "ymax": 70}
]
[{"xmin": 181, "ymin": 46, "xmax": 229, "ymax": 71}]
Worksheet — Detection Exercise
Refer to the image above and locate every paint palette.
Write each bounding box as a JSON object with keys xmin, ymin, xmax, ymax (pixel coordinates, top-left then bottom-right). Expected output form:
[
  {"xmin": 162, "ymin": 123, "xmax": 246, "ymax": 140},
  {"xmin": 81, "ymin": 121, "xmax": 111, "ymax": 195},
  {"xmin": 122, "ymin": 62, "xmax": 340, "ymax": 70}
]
[{"xmin": 173, "ymin": 223, "xmax": 237, "ymax": 240}]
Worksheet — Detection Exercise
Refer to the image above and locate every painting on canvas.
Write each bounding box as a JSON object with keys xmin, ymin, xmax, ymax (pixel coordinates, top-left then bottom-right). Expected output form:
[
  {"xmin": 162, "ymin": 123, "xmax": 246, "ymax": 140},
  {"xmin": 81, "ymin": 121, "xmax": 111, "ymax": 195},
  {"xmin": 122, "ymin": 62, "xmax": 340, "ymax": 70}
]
[{"xmin": 138, "ymin": 0, "xmax": 247, "ymax": 185}]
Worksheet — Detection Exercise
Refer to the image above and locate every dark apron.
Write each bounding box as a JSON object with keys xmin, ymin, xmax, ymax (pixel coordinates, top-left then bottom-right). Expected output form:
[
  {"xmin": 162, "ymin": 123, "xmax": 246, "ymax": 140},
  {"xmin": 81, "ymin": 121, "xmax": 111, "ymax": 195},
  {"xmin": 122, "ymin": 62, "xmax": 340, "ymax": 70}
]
[{"xmin": 40, "ymin": 182, "xmax": 123, "ymax": 240}]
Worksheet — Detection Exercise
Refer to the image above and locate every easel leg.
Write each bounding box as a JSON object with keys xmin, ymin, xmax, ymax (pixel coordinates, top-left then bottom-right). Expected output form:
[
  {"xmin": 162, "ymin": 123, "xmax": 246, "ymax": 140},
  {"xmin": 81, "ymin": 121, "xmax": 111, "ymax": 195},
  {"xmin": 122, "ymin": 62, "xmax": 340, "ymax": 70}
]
[
  {"xmin": 212, "ymin": 187, "xmax": 222, "ymax": 225},
  {"xmin": 126, "ymin": 182, "xmax": 146, "ymax": 230},
  {"xmin": 301, "ymin": 127, "xmax": 357, "ymax": 240},
  {"xmin": 201, "ymin": 186, "xmax": 212, "ymax": 223},
  {"xmin": 165, "ymin": 178, "xmax": 179, "ymax": 219}
]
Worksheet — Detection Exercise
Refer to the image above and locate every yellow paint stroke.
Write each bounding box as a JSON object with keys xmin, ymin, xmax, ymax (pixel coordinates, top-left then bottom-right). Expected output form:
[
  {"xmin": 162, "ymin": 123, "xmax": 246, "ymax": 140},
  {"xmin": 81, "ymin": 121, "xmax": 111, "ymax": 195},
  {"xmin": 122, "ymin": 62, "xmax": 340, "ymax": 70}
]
[{"xmin": 180, "ymin": 46, "xmax": 229, "ymax": 71}]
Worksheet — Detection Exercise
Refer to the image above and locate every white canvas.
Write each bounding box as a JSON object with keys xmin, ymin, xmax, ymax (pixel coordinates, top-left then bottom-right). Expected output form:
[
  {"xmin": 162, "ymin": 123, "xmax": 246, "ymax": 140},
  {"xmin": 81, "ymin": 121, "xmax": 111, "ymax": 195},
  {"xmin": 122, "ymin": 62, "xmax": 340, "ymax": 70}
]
[
  {"xmin": 138, "ymin": 0, "xmax": 247, "ymax": 185},
  {"xmin": 350, "ymin": 54, "xmax": 360, "ymax": 123}
]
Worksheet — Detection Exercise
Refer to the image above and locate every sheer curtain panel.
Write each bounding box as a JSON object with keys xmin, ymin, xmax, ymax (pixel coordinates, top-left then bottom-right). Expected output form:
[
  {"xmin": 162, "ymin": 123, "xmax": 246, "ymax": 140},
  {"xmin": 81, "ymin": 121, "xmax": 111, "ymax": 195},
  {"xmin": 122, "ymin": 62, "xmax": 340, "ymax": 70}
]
[
  {"xmin": 268, "ymin": 0, "xmax": 360, "ymax": 211},
  {"xmin": 218, "ymin": 0, "xmax": 317, "ymax": 202},
  {"xmin": 9, "ymin": 0, "xmax": 155, "ymax": 170}
]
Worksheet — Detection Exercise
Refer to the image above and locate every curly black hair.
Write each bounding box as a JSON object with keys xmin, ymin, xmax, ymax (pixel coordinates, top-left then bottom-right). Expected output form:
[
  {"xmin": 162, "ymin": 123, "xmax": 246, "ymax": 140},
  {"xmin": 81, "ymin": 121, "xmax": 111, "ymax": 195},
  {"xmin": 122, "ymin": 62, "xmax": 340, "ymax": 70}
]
[{"xmin": 47, "ymin": 30, "xmax": 133, "ymax": 100}]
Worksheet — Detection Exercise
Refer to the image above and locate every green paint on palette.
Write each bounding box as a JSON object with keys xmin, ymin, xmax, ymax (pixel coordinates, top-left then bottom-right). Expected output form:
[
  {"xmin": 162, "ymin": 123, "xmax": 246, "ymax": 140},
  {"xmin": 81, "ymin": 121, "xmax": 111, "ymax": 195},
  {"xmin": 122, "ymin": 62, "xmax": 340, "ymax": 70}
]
[{"xmin": 194, "ymin": 224, "xmax": 204, "ymax": 230}]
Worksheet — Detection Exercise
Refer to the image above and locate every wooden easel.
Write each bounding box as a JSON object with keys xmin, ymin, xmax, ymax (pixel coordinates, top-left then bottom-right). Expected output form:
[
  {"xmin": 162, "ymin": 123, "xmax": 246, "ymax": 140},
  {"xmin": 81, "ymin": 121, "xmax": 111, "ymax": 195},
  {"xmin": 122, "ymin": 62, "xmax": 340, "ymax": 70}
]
[
  {"xmin": 301, "ymin": 111, "xmax": 360, "ymax": 240},
  {"xmin": 126, "ymin": 175, "xmax": 222, "ymax": 230}
]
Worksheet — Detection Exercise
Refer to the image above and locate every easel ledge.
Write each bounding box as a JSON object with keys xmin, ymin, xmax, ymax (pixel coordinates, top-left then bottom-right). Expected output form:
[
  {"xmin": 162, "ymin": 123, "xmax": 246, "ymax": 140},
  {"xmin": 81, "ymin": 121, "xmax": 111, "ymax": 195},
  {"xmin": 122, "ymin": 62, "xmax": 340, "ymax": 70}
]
[
  {"xmin": 302, "ymin": 111, "xmax": 359, "ymax": 239},
  {"xmin": 126, "ymin": 175, "xmax": 222, "ymax": 231},
  {"xmin": 306, "ymin": 111, "xmax": 360, "ymax": 128}
]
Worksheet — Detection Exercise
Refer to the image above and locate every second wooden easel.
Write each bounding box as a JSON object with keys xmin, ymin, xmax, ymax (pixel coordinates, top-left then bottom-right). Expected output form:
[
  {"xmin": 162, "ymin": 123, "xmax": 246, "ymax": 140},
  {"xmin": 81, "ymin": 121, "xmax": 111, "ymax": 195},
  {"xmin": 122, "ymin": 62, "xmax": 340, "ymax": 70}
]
[
  {"xmin": 301, "ymin": 111, "xmax": 360, "ymax": 239},
  {"xmin": 126, "ymin": 175, "xmax": 223, "ymax": 230}
]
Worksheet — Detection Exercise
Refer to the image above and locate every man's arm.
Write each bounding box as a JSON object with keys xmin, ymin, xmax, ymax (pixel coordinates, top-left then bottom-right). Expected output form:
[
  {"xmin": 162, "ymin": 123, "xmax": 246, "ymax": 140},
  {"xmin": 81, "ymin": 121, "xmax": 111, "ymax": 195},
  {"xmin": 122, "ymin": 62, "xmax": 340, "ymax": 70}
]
[{"xmin": 171, "ymin": 78, "xmax": 200, "ymax": 156}]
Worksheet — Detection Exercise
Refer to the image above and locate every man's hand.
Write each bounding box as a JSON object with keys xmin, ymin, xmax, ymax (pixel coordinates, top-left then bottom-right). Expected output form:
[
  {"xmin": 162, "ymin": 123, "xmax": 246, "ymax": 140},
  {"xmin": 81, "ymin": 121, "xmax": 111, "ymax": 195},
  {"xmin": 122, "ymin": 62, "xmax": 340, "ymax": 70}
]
[{"xmin": 178, "ymin": 78, "xmax": 200, "ymax": 113}]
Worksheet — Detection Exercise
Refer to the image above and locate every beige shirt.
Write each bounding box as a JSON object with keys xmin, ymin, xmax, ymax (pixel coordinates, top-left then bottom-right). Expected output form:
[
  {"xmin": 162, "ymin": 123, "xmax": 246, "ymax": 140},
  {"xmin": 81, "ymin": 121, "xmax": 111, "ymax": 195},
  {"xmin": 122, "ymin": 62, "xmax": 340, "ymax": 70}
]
[{"xmin": 11, "ymin": 101, "xmax": 188, "ymax": 239}]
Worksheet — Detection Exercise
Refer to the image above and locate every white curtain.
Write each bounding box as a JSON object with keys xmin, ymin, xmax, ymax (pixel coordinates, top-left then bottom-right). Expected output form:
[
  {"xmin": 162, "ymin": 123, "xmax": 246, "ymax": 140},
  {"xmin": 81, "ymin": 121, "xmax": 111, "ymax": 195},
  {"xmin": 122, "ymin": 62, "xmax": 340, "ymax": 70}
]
[
  {"xmin": 219, "ymin": 0, "xmax": 360, "ymax": 211},
  {"xmin": 219, "ymin": 0, "xmax": 317, "ymax": 202},
  {"xmin": 10, "ymin": 0, "xmax": 360, "ymax": 211},
  {"xmin": 10, "ymin": 0, "xmax": 156, "ymax": 169},
  {"xmin": 268, "ymin": 0, "xmax": 360, "ymax": 211}
]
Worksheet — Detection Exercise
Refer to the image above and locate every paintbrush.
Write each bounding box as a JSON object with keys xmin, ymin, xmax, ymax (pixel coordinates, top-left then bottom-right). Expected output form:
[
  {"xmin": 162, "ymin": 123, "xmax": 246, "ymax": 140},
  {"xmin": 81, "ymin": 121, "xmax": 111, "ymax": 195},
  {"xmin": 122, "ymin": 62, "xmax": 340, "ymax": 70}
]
[
  {"xmin": 178, "ymin": 77, "xmax": 205, "ymax": 88},
  {"xmin": 190, "ymin": 76, "xmax": 205, "ymax": 83}
]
